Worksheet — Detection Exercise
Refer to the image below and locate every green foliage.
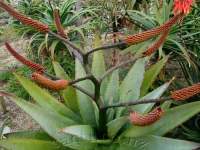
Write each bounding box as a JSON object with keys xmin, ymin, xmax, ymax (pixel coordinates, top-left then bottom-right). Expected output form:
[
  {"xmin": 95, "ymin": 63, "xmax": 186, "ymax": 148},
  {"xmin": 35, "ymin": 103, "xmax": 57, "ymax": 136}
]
[{"xmin": 0, "ymin": 67, "xmax": 30, "ymax": 100}]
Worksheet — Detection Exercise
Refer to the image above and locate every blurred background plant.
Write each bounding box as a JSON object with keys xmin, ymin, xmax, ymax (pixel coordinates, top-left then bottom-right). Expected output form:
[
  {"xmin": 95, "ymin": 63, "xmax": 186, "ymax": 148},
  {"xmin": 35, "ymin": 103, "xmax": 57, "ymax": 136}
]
[{"xmin": 0, "ymin": 66, "xmax": 31, "ymax": 100}]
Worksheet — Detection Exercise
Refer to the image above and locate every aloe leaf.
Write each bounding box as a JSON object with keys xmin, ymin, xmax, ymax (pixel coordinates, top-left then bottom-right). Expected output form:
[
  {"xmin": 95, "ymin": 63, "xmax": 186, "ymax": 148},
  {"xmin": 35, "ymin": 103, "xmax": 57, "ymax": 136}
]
[
  {"xmin": 140, "ymin": 56, "xmax": 168, "ymax": 96},
  {"xmin": 14, "ymin": 74, "xmax": 81, "ymax": 123},
  {"xmin": 107, "ymin": 117, "xmax": 128, "ymax": 138},
  {"xmin": 5, "ymin": 130, "xmax": 53, "ymax": 141},
  {"xmin": 0, "ymin": 139, "xmax": 70, "ymax": 150},
  {"xmin": 53, "ymin": 61, "xmax": 79, "ymax": 113},
  {"xmin": 75, "ymin": 59, "xmax": 98, "ymax": 127},
  {"xmin": 91, "ymin": 34, "xmax": 106, "ymax": 78},
  {"xmin": 61, "ymin": 125, "xmax": 96, "ymax": 141},
  {"xmin": 103, "ymin": 70, "xmax": 119, "ymax": 105},
  {"xmin": 133, "ymin": 80, "xmax": 172, "ymax": 113},
  {"xmin": 8, "ymin": 96, "xmax": 95, "ymax": 149},
  {"xmin": 117, "ymin": 135, "xmax": 200, "ymax": 150},
  {"xmin": 116, "ymin": 58, "xmax": 146, "ymax": 117}
]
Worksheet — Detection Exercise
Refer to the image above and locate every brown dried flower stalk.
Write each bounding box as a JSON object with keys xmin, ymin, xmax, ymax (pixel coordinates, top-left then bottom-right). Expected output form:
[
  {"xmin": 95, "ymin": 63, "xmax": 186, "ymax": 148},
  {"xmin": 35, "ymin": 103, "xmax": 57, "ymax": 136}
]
[
  {"xmin": 171, "ymin": 82, "xmax": 200, "ymax": 100},
  {"xmin": 0, "ymin": 1, "xmax": 49, "ymax": 32},
  {"xmin": 53, "ymin": 9, "xmax": 67, "ymax": 38},
  {"xmin": 31, "ymin": 72, "xmax": 69, "ymax": 91},
  {"xmin": 124, "ymin": 13, "xmax": 183, "ymax": 45},
  {"xmin": 5, "ymin": 42, "xmax": 45, "ymax": 73},
  {"xmin": 143, "ymin": 29, "xmax": 170, "ymax": 56},
  {"xmin": 129, "ymin": 107, "xmax": 164, "ymax": 126}
]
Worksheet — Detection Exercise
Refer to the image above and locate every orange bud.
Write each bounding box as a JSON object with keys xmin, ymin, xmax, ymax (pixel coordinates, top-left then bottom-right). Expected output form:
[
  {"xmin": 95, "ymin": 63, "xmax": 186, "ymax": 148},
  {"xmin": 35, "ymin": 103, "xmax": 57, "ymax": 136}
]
[
  {"xmin": 124, "ymin": 13, "xmax": 183, "ymax": 45},
  {"xmin": 129, "ymin": 107, "xmax": 164, "ymax": 126},
  {"xmin": 5, "ymin": 42, "xmax": 45, "ymax": 74},
  {"xmin": 31, "ymin": 72, "xmax": 68, "ymax": 91},
  {"xmin": 171, "ymin": 82, "xmax": 200, "ymax": 101},
  {"xmin": 0, "ymin": 1, "xmax": 49, "ymax": 32},
  {"xmin": 53, "ymin": 9, "xmax": 67, "ymax": 38}
]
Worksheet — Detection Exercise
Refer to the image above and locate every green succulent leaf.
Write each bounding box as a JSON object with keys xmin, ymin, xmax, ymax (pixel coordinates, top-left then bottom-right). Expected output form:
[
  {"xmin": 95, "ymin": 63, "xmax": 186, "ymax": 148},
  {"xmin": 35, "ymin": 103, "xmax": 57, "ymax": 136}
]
[
  {"xmin": 53, "ymin": 61, "xmax": 79, "ymax": 113},
  {"xmin": 133, "ymin": 80, "xmax": 172, "ymax": 113},
  {"xmin": 8, "ymin": 96, "xmax": 95, "ymax": 149},
  {"xmin": 50, "ymin": 40, "xmax": 59, "ymax": 60},
  {"xmin": 117, "ymin": 58, "xmax": 146, "ymax": 117},
  {"xmin": 0, "ymin": 139, "xmax": 70, "ymax": 150},
  {"xmin": 5, "ymin": 130, "xmax": 53, "ymax": 141},
  {"xmin": 140, "ymin": 56, "xmax": 168, "ymax": 96},
  {"xmin": 92, "ymin": 34, "xmax": 106, "ymax": 78},
  {"xmin": 120, "ymin": 58, "xmax": 146, "ymax": 102},
  {"xmin": 127, "ymin": 10, "xmax": 157, "ymax": 30},
  {"xmin": 61, "ymin": 125, "xmax": 96, "ymax": 141},
  {"xmin": 103, "ymin": 70, "xmax": 119, "ymax": 105},
  {"xmin": 123, "ymin": 101, "xmax": 200, "ymax": 137},
  {"xmin": 14, "ymin": 74, "xmax": 81, "ymax": 123},
  {"xmin": 75, "ymin": 59, "xmax": 98, "ymax": 127},
  {"xmin": 117, "ymin": 135, "xmax": 200, "ymax": 150},
  {"xmin": 7, "ymin": 96, "xmax": 79, "ymax": 146},
  {"xmin": 107, "ymin": 117, "xmax": 128, "ymax": 139}
]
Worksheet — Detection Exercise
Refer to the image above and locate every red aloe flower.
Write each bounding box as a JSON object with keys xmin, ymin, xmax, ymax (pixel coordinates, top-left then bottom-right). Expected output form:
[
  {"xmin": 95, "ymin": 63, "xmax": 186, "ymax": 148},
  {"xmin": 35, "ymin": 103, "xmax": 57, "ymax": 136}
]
[
  {"xmin": 124, "ymin": 13, "xmax": 183, "ymax": 45},
  {"xmin": 32, "ymin": 72, "xmax": 68, "ymax": 91},
  {"xmin": 171, "ymin": 82, "xmax": 200, "ymax": 100},
  {"xmin": 53, "ymin": 9, "xmax": 67, "ymax": 38},
  {"xmin": 0, "ymin": 1, "xmax": 49, "ymax": 32},
  {"xmin": 173, "ymin": 0, "xmax": 193, "ymax": 15},
  {"xmin": 5, "ymin": 42, "xmax": 45, "ymax": 74},
  {"xmin": 129, "ymin": 107, "xmax": 164, "ymax": 126},
  {"xmin": 143, "ymin": 29, "xmax": 170, "ymax": 56}
]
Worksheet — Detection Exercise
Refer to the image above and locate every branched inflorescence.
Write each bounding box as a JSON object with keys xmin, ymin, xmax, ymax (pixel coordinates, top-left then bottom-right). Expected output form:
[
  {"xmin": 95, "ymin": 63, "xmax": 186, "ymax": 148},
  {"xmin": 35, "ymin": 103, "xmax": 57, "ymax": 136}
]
[
  {"xmin": 0, "ymin": 1, "xmax": 49, "ymax": 32},
  {"xmin": 5, "ymin": 42, "xmax": 45, "ymax": 74},
  {"xmin": 31, "ymin": 72, "xmax": 68, "ymax": 91},
  {"xmin": 171, "ymin": 82, "xmax": 200, "ymax": 101},
  {"xmin": 129, "ymin": 107, "xmax": 164, "ymax": 126}
]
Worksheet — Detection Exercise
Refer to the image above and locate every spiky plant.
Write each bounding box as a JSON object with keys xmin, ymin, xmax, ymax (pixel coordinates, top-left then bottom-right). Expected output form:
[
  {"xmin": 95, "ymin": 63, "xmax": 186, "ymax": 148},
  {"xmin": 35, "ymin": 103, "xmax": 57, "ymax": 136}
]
[{"xmin": 0, "ymin": 1, "xmax": 200, "ymax": 150}]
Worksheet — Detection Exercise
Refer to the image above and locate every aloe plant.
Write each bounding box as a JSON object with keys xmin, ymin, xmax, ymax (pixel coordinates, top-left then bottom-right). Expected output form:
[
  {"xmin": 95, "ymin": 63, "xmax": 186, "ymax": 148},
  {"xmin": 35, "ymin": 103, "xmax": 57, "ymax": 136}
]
[{"xmin": 1, "ymin": 0, "xmax": 200, "ymax": 150}]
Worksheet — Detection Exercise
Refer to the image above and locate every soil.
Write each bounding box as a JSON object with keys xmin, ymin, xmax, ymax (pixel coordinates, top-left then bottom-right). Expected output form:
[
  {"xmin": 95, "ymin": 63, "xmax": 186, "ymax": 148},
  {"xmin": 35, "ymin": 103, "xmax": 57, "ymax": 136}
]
[{"xmin": 0, "ymin": 98, "xmax": 40, "ymax": 132}]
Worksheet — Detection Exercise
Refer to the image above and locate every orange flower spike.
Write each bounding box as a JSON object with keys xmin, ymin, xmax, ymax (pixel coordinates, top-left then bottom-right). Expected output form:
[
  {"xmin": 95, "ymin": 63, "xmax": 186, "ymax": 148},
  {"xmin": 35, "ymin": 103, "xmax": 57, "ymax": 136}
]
[
  {"xmin": 53, "ymin": 9, "xmax": 67, "ymax": 38},
  {"xmin": 0, "ymin": 1, "xmax": 49, "ymax": 32},
  {"xmin": 143, "ymin": 29, "xmax": 170, "ymax": 56},
  {"xmin": 173, "ymin": 0, "xmax": 193, "ymax": 15},
  {"xmin": 5, "ymin": 42, "xmax": 45, "ymax": 74},
  {"xmin": 129, "ymin": 107, "xmax": 164, "ymax": 126},
  {"xmin": 124, "ymin": 13, "xmax": 183, "ymax": 45},
  {"xmin": 31, "ymin": 72, "xmax": 68, "ymax": 91},
  {"xmin": 171, "ymin": 82, "xmax": 200, "ymax": 101}
]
